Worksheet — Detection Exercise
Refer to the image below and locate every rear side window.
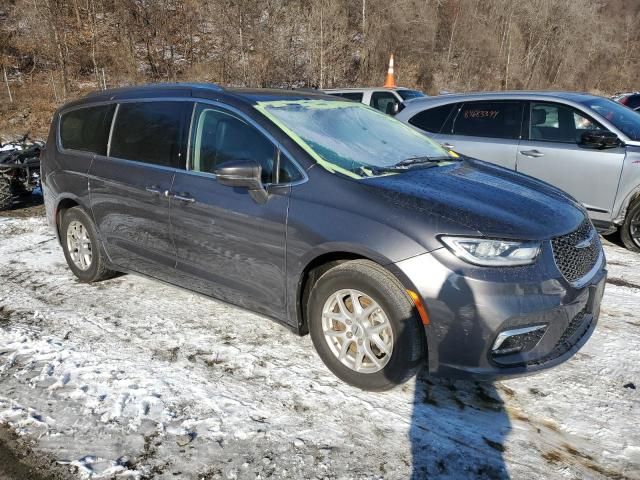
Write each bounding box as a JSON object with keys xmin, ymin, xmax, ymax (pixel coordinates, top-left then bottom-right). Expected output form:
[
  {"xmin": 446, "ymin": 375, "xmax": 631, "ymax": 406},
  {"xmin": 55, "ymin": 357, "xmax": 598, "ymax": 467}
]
[
  {"xmin": 59, "ymin": 104, "xmax": 116, "ymax": 155},
  {"xmin": 110, "ymin": 101, "xmax": 192, "ymax": 168},
  {"xmin": 409, "ymin": 104, "xmax": 455, "ymax": 133},
  {"xmin": 451, "ymin": 101, "xmax": 523, "ymax": 139},
  {"xmin": 331, "ymin": 92, "xmax": 364, "ymax": 102}
]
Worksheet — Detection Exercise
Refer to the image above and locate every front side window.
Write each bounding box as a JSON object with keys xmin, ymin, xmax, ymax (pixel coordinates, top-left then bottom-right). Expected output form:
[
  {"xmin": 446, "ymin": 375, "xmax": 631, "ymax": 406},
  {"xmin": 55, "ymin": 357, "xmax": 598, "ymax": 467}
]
[
  {"xmin": 529, "ymin": 102, "xmax": 604, "ymax": 143},
  {"xmin": 451, "ymin": 101, "xmax": 523, "ymax": 139},
  {"xmin": 409, "ymin": 104, "xmax": 455, "ymax": 133},
  {"xmin": 578, "ymin": 97, "xmax": 640, "ymax": 141},
  {"xmin": 59, "ymin": 104, "xmax": 116, "ymax": 155},
  {"xmin": 370, "ymin": 92, "xmax": 399, "ymax": 114},
  {"xmin": 110, "ymin": 101, "xmax": 192, "ymax": 168},
  {"xmin": 191, "ymin": 105, "xmax": 278, "ymax": 183},
  {"xmin": 254, "ymin": 99, "xmax": 454, "ymax": 179}
]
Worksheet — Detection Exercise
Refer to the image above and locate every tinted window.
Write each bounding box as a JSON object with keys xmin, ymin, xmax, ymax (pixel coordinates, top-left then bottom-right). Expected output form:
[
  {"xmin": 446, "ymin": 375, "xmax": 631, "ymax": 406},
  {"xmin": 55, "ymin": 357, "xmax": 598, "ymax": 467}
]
[
  {"xmin": 110, "ymin": 101, "xmax": 191, "ymax": 168},
  {"xmin": 451, "ymin": 101, "xmax": 522, "ymax": 139},
  {"xmin": 60, "ymin": 104, "xmax": 115, "ymax": 155},
  {"xmin": 191, "ymin": 106, "xmax": 276, "ymax": 183},
  {"xmin": 530, "ymin": 102, "xmax": 604, "ymax": 143},
  {"xmin": 370, "ymin": 92, "xmax": 399, "ymax": 114},
  {"xmin": 409, "ymin": 104, "xmax": 455, "ymax": 133},
  {"xmin": 626, "ymin": 95, "xmax": 640, "ymax": 109},
  {"xmin": 397, "ymin": 89, "xmax": 425, "ymax": 101},
  {"xmin": 331, "ymin": 92, "xmax": 364, "ymax": 102},
  {"xmin": 277, "ymin": 152, "xmax": 303, "ymax": 183}
]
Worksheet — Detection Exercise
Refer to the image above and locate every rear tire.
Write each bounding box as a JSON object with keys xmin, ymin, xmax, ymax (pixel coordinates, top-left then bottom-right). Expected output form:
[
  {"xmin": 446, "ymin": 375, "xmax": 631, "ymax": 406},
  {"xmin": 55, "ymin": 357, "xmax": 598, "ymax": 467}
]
[
  {"xmin": 620, "ymin": 199, "xmax": 640, "ymax": 253},
  {"xmin": 60, "ymin": 206, "xmax": 116, "ymax": 282},
  {"xmin": 0, "ymin": 171, "xmax": 13, "ymax": 210},
  {"xmin": 307, "ymin": 260, "xmax": 425, "ymax": 391}
]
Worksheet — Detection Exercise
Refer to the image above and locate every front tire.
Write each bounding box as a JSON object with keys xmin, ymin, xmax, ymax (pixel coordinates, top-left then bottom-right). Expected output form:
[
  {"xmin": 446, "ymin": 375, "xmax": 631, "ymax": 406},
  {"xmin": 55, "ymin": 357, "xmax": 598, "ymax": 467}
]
[
  {"xmin": 308, "ymin": 260, "xmax": 426, "ymax": 391},
  {"xmin": 60, "ymin": 206, "xmax": 116, "ymax": 282},
  {"xmin": 620, "ymin": 199, "xmax": 640, "ymax": 253}
]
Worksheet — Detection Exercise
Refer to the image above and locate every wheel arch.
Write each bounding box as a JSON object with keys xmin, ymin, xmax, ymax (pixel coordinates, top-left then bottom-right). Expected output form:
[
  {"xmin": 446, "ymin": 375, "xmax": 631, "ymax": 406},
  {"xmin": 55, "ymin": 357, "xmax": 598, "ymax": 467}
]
[{"xmin": 294, "ymin": 247, "xmax": 425, "ymax": 337}]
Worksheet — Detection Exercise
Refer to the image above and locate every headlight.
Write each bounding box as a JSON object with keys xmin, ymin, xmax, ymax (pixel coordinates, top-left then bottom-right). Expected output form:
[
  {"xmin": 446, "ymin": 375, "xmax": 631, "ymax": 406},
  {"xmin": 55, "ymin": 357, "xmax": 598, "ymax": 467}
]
[{"xmin": 440, "ymin": 236, "xmax": 541, "ymax": 266}]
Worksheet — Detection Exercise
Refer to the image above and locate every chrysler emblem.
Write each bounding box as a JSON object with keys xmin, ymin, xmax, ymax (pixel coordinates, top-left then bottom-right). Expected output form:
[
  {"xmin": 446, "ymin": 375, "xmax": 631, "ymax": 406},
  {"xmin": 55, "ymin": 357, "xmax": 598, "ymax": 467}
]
[{"xmin": 575, "ymin": 229, "xmax": 596, "ymax": 249}]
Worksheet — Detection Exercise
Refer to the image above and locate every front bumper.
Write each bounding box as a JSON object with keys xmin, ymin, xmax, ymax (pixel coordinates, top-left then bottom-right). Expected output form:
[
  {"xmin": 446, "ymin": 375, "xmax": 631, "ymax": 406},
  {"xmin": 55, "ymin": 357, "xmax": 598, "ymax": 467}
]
[{"xmin": 394, "ymin": 241, "xmax": 606, "ymax": 380}]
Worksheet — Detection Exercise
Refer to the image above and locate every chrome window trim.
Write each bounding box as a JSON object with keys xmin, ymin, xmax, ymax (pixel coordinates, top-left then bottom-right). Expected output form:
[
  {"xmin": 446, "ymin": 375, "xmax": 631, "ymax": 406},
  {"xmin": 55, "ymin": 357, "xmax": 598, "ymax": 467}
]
[
  {"xmin": 106, "ymin": 103, "xmax": 119, "ymax": 157},
  {"xmin": 185, "ymin": 102, "xmax": 197, "ymax": 170},
  {"xmin": 56, "ymin": 96, "xmax": 308, "ymax": 187}
]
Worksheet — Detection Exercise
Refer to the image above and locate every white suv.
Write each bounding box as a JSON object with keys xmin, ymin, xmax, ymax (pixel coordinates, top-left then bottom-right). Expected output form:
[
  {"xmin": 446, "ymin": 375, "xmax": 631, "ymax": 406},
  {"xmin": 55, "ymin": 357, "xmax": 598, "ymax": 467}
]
[{"xmin": 324, "ymin": 87, "xmax": 426, "ymax": 114}]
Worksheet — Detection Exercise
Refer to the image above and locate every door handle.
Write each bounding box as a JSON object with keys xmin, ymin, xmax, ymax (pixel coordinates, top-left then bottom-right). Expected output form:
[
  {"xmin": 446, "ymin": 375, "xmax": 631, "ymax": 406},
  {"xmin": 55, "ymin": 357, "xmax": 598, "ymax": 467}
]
[
  {"xmin": 520, "ymin": 149, "xmax": 545, "ymax": 158},
  {"xmin": 145, "ymin": 185, "xmax": 162, "ymax": 194},
  {"xmin": 172, "ymin": 193, "xmax": 195, "ymax": 203},
  {"xmin": 442, "ymin": 143, "xmax": 455, "ymax": 149}
]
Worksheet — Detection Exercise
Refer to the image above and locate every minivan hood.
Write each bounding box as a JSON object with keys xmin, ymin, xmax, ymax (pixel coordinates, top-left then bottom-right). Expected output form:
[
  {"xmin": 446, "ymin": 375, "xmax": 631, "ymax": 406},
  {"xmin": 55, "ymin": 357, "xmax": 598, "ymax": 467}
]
[{"xmin": 363, "ymin": 158, "xmax": 586, "ymax": 241}]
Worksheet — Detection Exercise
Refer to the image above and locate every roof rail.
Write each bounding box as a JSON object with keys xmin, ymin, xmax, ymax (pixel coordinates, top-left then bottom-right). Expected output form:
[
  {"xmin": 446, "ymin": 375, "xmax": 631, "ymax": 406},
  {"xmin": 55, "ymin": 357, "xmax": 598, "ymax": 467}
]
[{"xmin": 84, "ymin": 82, "xmax": 224, "ymax": 98}]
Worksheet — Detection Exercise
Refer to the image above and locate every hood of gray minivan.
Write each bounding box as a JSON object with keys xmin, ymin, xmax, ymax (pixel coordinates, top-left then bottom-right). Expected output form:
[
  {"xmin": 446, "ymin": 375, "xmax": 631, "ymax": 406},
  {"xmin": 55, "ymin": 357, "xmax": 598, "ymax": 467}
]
[{"xmin": 363, "ymin": 158, "xmax": 586, "ymax": 241}]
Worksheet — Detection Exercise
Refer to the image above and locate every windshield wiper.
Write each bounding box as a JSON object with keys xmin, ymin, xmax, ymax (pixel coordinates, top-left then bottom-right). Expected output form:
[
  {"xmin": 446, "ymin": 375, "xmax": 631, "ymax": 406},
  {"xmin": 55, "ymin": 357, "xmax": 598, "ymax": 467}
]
[{"xmin": 393, "ymin": 155, "xmax": 454, "ymax": 168}]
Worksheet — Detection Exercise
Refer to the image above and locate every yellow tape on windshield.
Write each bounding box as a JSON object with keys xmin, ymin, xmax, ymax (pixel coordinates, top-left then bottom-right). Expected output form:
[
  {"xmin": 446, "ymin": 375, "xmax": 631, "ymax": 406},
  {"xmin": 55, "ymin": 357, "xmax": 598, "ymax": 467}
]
[{"xmin": 254, "ymin": 100, "xmax": 361, "ymax": 179}]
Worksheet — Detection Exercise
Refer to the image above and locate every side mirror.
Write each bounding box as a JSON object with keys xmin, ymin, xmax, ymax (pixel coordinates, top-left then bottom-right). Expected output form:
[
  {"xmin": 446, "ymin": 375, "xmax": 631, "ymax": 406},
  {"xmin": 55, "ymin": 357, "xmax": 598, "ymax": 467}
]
[
  {"xmin": 580, "ymin": 130, "xmax": 622, "ymax": 149},
  {"xmin": 214, "ymin": 159, "xmax": 269, "ymax": 203}
]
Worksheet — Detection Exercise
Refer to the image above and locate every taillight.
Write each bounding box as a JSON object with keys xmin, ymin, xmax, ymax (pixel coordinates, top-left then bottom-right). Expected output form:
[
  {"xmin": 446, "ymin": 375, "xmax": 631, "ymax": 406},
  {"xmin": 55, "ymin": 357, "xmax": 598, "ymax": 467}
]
[{"xmin": 620, "ymin": 96, "xmax": 630, "ymax": 106}]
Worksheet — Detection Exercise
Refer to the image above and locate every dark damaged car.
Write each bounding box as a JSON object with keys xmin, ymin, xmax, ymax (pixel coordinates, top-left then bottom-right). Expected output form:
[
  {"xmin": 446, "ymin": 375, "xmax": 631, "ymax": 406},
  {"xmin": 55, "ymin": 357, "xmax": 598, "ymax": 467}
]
[{"xmin": 41, "ymin": 84, "xmax": 606, "ymax": 390}]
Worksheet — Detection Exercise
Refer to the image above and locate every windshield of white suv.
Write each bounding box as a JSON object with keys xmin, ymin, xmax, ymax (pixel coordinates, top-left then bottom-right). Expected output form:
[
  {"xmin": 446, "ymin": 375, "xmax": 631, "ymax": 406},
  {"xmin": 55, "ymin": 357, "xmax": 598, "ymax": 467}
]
[
  {"xmin": 580, "ymin": 97, "xmax": 640, "ymax": 141},
  {"xmin": 254, "ymin": 99, "xmax": 454, "ymax": 178},
  {"xmin": 397, "ymin": 89, "xmax": 426, "ymax": 101}
]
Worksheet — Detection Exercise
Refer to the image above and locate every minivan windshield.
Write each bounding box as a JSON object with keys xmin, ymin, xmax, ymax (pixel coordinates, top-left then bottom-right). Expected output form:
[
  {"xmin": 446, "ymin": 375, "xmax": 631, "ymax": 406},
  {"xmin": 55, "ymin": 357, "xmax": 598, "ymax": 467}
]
[
  {"xmin": 254, "ymin": 100, "xmax": 453, "ymax": 178},
  {"xmin": 579, "ymin": 97, "xmax": 640, "ymax": 141}
]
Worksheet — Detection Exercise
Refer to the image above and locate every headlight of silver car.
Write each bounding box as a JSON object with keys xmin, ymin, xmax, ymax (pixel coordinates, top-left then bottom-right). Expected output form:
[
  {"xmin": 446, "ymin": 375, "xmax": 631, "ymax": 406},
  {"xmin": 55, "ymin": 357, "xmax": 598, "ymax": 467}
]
[{"xmin": 440, "ymin": 236, "xmax": 541, "ymax": 267}]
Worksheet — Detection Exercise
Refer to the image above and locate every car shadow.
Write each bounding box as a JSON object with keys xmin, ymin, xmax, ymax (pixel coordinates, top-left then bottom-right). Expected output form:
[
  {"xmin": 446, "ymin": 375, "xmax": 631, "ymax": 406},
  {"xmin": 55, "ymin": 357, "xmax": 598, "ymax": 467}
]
[{"xmin": 388, "ymin": 272, "xmax": 512, "ymax": 478}]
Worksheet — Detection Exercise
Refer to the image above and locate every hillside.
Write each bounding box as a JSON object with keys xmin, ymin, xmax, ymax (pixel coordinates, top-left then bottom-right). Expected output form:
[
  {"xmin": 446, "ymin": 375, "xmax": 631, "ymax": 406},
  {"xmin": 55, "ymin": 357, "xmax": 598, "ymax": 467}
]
[{"xmin": 1, "ymin": 0, "xmax": 639, "ymax": 138}]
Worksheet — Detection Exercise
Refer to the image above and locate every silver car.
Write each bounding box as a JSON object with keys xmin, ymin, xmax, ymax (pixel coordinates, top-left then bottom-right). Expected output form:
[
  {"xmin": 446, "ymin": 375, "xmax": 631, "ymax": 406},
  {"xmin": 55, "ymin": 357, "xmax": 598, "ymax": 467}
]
[{"xmin": 396, "ymin": 91, "xmax": 640, "ymax": 251}]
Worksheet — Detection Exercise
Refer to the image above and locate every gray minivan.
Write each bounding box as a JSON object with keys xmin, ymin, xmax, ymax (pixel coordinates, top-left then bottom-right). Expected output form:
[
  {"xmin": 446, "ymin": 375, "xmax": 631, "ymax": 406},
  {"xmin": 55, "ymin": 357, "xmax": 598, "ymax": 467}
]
[
  {"xmin": 396, "ymin": 92, "xmax": 640, "ymax": 251},
  {"xmin": 42, "ymin": 83, "xmax": 606, "ymax": 390}
]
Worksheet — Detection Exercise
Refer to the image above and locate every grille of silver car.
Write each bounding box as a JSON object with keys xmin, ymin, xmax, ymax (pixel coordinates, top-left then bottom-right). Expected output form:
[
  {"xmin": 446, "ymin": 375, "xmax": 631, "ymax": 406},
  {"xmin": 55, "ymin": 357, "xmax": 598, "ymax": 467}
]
[{"xmin": 551, "ymin": 219, "xmax": 601, "ymax": 284}]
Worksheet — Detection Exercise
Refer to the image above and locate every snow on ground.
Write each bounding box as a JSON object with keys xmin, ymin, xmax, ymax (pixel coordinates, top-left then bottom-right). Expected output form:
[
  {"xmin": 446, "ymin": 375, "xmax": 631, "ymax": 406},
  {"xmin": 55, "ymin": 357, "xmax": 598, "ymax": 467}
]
[{"xmin": 0, "ymin": 212, "xmax": 638, "ymax": 479}]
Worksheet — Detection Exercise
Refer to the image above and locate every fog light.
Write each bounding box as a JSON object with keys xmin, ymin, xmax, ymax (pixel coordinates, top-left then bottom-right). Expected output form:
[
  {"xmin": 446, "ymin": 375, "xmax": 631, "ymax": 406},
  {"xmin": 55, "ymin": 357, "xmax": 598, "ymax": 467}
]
[{"xmin": 492, "ymin": 325, "xmax": 547, "ymax": 356}]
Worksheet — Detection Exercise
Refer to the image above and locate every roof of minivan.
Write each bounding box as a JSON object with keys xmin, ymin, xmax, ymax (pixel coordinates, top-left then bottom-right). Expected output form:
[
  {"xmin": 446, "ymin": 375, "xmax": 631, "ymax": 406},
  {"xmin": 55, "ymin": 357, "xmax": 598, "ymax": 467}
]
[{"xmin": 65, "ymin": 82, "xmax": 340, "ymax": 110}]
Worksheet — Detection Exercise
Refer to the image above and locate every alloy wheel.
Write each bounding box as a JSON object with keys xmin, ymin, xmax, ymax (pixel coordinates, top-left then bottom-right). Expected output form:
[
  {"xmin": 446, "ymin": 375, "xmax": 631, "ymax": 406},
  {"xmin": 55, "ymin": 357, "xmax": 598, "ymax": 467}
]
[
  {"xmin": 321, "ymin": 289, "xmax": 394, "ymax": 374},
  {"xmin": 66, "ymin": 220, "xmax": 93, "ymax": 271}
]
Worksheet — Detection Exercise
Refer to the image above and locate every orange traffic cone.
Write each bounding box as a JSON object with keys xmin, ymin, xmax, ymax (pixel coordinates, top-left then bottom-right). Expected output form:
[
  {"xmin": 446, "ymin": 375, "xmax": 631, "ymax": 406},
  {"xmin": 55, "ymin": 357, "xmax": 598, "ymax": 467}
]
[{"xmin": 383, "ymin": 54, "xmax": 396, "ymax": 88}]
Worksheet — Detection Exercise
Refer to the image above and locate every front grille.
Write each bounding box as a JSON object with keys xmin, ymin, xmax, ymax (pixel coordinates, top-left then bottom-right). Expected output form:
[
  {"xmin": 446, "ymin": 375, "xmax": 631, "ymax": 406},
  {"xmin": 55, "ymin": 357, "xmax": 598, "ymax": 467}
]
[
  {"xmin": 551, "ymin": 219, "xmax": 601, "ymax": 284},
  {"xmin": 526, "ymin": 308, "xmax": 590, "ymax": 366}
]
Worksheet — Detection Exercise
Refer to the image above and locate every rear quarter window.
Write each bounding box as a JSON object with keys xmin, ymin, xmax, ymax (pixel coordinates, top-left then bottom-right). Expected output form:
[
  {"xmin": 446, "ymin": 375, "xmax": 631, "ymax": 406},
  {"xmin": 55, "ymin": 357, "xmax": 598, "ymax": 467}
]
[
  {"xmin": 408, "ymin": 104, "xmax": 455, "ymax": 133},
  {"xmin": 59, "ymin": 104, "xmax": 116, "ymax": 155}
]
